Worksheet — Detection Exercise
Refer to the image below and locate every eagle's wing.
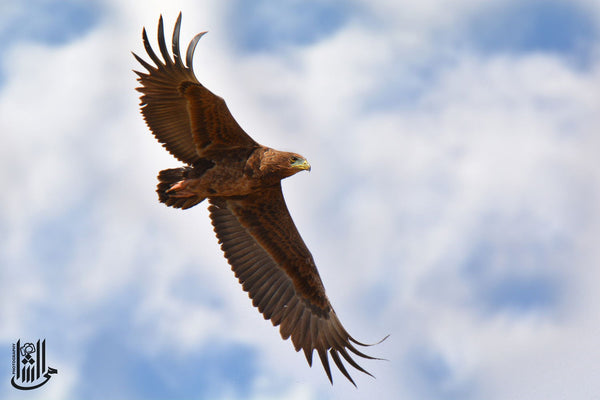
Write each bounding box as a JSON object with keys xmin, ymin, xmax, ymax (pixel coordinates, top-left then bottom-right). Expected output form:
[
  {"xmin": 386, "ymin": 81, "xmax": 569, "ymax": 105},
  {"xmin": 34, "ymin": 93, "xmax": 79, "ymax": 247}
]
[
  {"xmin": 208, "ymin": 185, "xmax": 381, "ymax": 385},
  {"xmin": 133, "ymin": 13, "xmax": 258, "ymax": 165}
]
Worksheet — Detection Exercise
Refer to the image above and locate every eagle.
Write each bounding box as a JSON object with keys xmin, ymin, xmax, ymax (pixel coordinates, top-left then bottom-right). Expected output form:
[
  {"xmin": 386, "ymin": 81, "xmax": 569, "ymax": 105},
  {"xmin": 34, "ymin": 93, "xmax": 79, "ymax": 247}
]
[{"xmin": 133, "ymin": 13, "xmax": 384, "ymax": 385}]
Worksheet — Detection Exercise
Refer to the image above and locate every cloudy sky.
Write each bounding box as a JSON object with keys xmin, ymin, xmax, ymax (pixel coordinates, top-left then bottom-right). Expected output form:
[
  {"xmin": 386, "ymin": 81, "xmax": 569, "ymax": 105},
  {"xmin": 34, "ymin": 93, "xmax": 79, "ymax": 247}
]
[{"xmin": 1, "ymin": 0, "xmax": 599, "ymax": 399}]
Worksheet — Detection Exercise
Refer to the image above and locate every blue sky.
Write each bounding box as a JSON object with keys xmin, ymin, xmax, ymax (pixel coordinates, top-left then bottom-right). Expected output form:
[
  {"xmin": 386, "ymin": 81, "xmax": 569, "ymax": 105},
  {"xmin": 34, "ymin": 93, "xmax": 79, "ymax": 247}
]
[{"xmin": 1, "ymin": 0, "xmax": 599, "ymax": 399}]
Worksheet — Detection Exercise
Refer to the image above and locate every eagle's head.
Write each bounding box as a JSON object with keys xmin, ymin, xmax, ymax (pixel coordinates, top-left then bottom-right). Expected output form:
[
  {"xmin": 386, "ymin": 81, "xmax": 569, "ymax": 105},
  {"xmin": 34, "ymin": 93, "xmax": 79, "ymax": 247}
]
[
  {"xmin": 288, "ymin": 153, "xmax": 311, "ymax": 172},
  {"xmin": 260, "ymin": 149, "xmax": 311, "ymax": 180}
]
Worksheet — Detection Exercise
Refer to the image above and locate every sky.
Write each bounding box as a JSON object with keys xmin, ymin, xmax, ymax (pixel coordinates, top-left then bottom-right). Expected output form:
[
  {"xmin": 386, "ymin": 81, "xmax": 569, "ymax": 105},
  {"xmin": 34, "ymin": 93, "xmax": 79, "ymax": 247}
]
[{"xmin": 1, "ymin": 0, "xmax": 599, "ymax": 399}]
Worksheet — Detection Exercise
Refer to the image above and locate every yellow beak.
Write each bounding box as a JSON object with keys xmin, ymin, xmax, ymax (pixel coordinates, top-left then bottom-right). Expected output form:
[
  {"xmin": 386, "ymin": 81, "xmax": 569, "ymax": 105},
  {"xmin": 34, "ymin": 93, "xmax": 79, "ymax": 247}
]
[{"xmin": 292, "ymin": 158, "xmax": 311, "ymax": 171}]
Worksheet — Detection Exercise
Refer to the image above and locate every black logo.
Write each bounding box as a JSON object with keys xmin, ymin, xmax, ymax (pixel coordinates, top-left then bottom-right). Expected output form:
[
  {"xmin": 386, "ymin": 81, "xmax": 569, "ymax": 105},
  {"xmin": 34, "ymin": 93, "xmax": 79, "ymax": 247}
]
[{"xmin": 11, "ymin": 339, "xmax": 57, "ymax": 390}]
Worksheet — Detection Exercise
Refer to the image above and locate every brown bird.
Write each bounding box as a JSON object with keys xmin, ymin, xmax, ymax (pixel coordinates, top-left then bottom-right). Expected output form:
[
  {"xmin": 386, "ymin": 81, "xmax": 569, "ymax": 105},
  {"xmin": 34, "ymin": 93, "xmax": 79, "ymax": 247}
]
[{"xmin": 133, "ymin": 13, "xmax": 384, "ymax": 385}]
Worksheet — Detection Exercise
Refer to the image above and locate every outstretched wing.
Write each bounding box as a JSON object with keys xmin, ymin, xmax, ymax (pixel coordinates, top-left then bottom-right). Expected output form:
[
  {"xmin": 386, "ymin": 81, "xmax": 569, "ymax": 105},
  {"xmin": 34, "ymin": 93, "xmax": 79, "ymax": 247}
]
[
  {"xmin": 133, "ymin": 13, "xmax": 258, "ymax": 164},
  {"xmin": 208, "ymin": 186, "xmax": 381, "ymax": 385}
]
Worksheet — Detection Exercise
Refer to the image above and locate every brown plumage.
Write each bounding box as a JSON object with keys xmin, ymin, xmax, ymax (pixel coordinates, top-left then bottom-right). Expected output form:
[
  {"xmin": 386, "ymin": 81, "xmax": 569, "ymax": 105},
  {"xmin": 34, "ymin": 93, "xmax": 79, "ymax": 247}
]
[{"xmin": 133, "ymin": 13, "xmax": 385, "ymax": 385}]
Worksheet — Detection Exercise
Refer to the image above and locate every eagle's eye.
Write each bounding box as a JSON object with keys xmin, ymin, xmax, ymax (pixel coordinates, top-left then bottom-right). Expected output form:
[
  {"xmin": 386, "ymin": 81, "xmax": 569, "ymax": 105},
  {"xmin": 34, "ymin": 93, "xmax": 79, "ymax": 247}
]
[{"xmin": 290, "ymin": 156, "xmax": 299, "ymax": 163}]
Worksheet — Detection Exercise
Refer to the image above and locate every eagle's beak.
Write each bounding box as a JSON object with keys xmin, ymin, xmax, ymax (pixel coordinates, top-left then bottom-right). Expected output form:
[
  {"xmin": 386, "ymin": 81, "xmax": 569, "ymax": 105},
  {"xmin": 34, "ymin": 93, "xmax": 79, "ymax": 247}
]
[{"xmin": 292, "ymin": 158, "xmax": 311, "ymax": 172}]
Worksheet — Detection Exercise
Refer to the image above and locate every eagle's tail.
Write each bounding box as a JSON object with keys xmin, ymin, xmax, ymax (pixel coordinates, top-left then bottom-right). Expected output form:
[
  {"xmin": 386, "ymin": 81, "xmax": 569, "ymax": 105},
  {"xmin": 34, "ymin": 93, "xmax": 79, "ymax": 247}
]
[{"xmin": 157, "ymin": 167, "xmax": 205, "ymax": 210}]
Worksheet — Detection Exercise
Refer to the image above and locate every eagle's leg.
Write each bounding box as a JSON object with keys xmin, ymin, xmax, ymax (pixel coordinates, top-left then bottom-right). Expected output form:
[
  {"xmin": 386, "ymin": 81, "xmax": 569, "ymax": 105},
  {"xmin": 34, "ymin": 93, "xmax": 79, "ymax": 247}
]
[{"xmin": 166, "ymin": 180, "xmax": 196, "ymax": 197}]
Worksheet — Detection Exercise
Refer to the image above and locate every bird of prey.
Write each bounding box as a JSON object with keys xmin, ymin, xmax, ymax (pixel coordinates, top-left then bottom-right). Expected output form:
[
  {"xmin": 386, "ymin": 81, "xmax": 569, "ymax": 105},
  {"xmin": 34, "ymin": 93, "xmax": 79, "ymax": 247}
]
[{"xmin": 133, "ymin": 13, "xmax": 384, "ymax": 385}]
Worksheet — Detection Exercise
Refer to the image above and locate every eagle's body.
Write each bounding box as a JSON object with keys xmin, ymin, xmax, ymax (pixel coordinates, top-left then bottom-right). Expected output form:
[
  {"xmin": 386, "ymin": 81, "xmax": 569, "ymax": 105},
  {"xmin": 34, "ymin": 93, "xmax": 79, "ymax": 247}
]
[
  {"xmin": 165, "ymin": 147, "xmax": 309, "ymax": 200},
  {"xmin": 133, "ymin": 13, "xmax": 383, "ymax": 386}
]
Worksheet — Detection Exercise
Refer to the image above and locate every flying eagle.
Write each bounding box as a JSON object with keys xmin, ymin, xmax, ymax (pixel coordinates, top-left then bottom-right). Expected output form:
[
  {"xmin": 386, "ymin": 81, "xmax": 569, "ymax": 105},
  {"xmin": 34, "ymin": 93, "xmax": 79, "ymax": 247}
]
[{"xmin": 133, "ymin": 13, "xmax": 384, "ymax": 385}]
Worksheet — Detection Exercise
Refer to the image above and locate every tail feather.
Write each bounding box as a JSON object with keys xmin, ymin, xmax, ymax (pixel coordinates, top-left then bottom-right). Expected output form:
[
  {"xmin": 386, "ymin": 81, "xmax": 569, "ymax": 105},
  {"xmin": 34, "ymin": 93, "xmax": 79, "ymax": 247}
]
[{"xmin": 157, "ymin": 167, "xmax": 205, "ymax": 210}]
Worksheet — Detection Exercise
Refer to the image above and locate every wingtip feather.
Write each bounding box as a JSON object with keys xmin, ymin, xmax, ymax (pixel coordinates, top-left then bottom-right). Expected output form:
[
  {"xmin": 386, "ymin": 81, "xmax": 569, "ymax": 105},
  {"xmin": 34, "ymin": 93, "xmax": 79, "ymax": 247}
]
[
  {"xmin": 303, "ymin": 347, "xmax": 314, "ymax": 366},
  {"xmin": 172, "ymin": 12, "xmax": 184, "ymax": 66},
  {"xmin": 157, "ymin": 14, "xmax": 173, "ymax": 66},
  {"xmin": 185, "ymin": 31, "xmax": 208, "ymax": 72},
  {"xmin": 142, "ymin": 25, "xmax": 163, "ymax": 68},
  {"xmin": 330, "ymin": 350, "xmax": 357, "ymax": 387},
  {"xmin": 132, "ymin": 51, "xmax": 154, "ymax": 73},
  {"xmin": 350, "ymin": 333, "xmax": 390, "ymax": 347},
  {"xmin": 317, "ymin": 348, "xmax": 333, "ymax": 385}
]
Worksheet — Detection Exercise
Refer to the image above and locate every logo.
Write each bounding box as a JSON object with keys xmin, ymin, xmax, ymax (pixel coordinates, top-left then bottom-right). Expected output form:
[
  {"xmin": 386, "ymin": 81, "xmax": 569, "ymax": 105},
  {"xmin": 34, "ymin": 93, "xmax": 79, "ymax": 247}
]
[{"xmin": 11, "ymin": 339, "xmax": 57, "ymax": 390}]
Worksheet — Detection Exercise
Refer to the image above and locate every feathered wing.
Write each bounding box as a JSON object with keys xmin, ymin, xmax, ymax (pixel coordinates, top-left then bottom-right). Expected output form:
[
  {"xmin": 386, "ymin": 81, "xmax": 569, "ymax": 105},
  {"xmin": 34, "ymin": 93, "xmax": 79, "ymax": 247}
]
[
  {"xmin": 133, "ymin": 13, "xmax": 258, "ymax": 164},
  {"xmin": 208, "ymin": 186, "xmax": 380, "ymax": 385}
]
